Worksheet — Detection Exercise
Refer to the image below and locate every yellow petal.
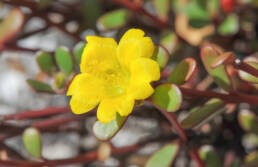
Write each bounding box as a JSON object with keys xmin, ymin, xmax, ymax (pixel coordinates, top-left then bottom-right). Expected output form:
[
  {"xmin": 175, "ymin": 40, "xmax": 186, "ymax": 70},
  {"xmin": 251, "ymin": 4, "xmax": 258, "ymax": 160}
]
[
  {"xmin": 116, "ymin": 96, "xmax": 134, "ymax": 116},
  {"xmin": 67, "ymin": 73, "xmax": 103, "ymax": 100},
  {"xmin": 97, "ymin": 99, "xmax": 117, "ymax": 123},
  {"xmin": 128, "ymin": 82, "xmax": 154, "ymax": 100},
  {"xmin": 70, "ymin": 94, "xmax": 98, "ymax": 114},
  {"xmin": 117, "ymin": 29, "xmax": 155, "ymax": 67},
  {"xmin": 130, "ymin": 57, "xmax": 160, "ymax": 83},
  {"xmin": 80, "ymin": 36, "xmax": 118, "ymax": 74}
]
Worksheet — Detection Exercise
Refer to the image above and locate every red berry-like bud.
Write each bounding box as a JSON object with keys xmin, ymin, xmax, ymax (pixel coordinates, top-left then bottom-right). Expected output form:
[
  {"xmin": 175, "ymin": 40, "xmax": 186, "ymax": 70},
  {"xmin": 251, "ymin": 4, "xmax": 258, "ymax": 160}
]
[{"xmin": 220, "ymin": 0, "xmax": 236, "ymax": 13}]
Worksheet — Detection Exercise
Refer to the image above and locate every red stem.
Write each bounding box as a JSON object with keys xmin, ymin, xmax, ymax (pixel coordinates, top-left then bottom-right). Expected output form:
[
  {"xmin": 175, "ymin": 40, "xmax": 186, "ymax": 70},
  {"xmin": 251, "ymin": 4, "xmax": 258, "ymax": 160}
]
[
  {"xmin": 158, "ymin": 107, "xmax": 188, "ymax": 143},
  {"xmin": 234, "ymin": 61, "xmax": 258, "ymax": 78},
  {"xmin": 180, "ymin": 87, "xmax": 258, "ymax": 105},
  {"xmin": 32, "ymin": 115, "xmax": 81, "ymax": 129},
  {"xmin": 2, "ymin": 43, "xmax": 39, "ymax": 53},
  {"xmin": 32, "ymin": 111, "xmax": 95, "ymax": 129},
  {"xmin": 189, "ymin": 148, "xmax": 207, "ymax": 167},
  {"xmin": 151, "ymin": 103, "xmax": 206, "ymax": 167},
  {"xmin": 17, "ymin": 26, "xmax": 49, "ymax": 40},
  {"xmin": 110, "ymin": 0, "xmax": 169, "ymax": 29},
  {"xmin": 0, "ymin": 152, "xmax": 97, "ymax": 167},
  {"xmin": 0, "ymin": 134, "xmax": 176, "ymax": 167},
  {"xmin": 2, "ymin": 106, "xmax": 70, "ymax": 120}
]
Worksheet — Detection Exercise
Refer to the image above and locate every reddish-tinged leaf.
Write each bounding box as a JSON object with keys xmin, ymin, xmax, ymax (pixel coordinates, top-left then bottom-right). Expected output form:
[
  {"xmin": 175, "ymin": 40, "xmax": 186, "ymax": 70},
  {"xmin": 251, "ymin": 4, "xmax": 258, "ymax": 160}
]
[
  {"xmin": 201, "ymin": 43, "xmax": 232, "ymax": 90},
  {"xmin": 239, "ymin": 61, "xmax": 258, "ymax": 84},
  {"xmin": 168, "ymin": 58, "xmax": 197, "ymax": 85},
  {"xmin": 0, "ymin": 9, "xmax": 24, "ymax": 48},
  {"xmin": 181, "ymin": 99, "xmax": 225, "ymax": 129},
  {"xmin": 211, "ymin": 52, "xmax": 236, "ymax": 69}
]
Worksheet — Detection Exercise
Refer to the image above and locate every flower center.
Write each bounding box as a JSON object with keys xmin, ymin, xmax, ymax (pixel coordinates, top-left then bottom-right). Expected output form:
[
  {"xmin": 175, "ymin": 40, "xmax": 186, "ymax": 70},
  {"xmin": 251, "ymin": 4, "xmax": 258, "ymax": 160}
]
[
  {"xmin": 85, "ymin": 58, "xmax": 130, "ymax": 98},
  {"xmin": 103, "ymin": 66, "xmax": 130, "ymax": 98}
]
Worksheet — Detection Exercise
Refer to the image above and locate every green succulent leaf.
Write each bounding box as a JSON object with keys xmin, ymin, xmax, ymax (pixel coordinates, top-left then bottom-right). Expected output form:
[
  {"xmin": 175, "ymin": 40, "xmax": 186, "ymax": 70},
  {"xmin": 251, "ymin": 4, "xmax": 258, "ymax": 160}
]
[
  {"xmin": 160, "ymin": 31, "xmax": 178, "ymax": 54},
  {"xmin": 73, "ymin": 42, "xmax": 85, "ymax": 64},
  {"xmin": 152, "ymin": 0, "xmax": 170, "ymax": 19},
  {"xmin": 207, "ymin": 0, "xmax": 219, "ymax": 17},
  {"xmin": 152, "ymin": 84, "xmax": 182, "ymax": 112},
  {"xmin": 22, "ymin": 127, "xmax": 42, "ymax": 158},
  {"xmin": 36, "ymin": 51, "xmax": 56, "ymax": 75},
  {"xmin": 27, "ymin": 79, "xmax": 54, "ymax": 93},
  {"xmin": 168, "ymin": 58, "xmax": 197, "ymax": 85},
  {"xmin": 238, "ymin": 110, "xmax": 258, "ymax": 134},
  {"xmin": 185, "ymin": 0, "xmax": 210, "ymax": 24},
  {"xmin": 81, "ymin": 0, "xmax": 101, "ymax": 28},
  {"xmin": 54, "ymin": 72, "xmax": 66, "ymax": 89},
  {"xmin": 181, "ymin": 99, "xmax": 225, "ymax": 129},
  {"xmin": 93, "ymin": 113, "xmax": 126, "ymax": 141},
  {"xmin": 55, "ymin": 46, "xmax": 74, "ymax": 75},
  {"xmin": 152, "ymin": 45, "xmax": 169, "ymax": 69},
  {"xmin": 199, "ymin": 145, "xmax": 222, "ymax": 167},
  {"xmin": 97, "ymin": 9, "xmax": 130, "ymax": 31},
  {"xmin": 145, "ymin": 142, "xmax": 180, "ymax": 167},
  {"xmin": 218, "ymin": 14, "xmax": 239, "ymax": 36}
]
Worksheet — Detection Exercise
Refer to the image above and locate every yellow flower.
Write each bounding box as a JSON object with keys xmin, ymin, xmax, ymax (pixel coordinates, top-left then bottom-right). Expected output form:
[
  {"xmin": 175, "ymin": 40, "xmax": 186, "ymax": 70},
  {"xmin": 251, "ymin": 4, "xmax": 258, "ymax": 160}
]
[{"xmin": 67, "ymin": 29, "xmax": 160, "ymax": 123}]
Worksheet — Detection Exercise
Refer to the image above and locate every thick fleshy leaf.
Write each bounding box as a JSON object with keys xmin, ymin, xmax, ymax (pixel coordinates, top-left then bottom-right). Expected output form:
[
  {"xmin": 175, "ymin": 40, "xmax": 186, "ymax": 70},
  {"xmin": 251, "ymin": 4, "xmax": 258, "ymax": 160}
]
[
  {"xmin": 199, "ymin": 145, "xmax": 222, "ymax": 167},
  {"xmin": 54, "ymin": 72, "xmax": 66, "ymax": 89},
  {"xmin": 27, "ymin": 79, "xmax": 54, "ymax": 93},
  {"xmin": 168, "ymin": 58, "xmax": 197, "ymax": 85},
  {"xmin": 207, "ymin": 0, "xmax": 220, "ymax": 17},
  {"xmin": 245, "ymin": 151, "xmax": 258, "ymax": 167},
  {"xmin": 201, "ymin": 44, "xmax": 232, "ymax": 90},
  {"xmin": 239, "ymin": 61, "xmax": 258, "ymax": 84},
  {"xmin": 145, "ymin": 142, "xmax": 180, "ymax": 167},
  {"xmin": 36, "ymin": 51, "xmax": 56, "ymax": 75},
  {"xmin": 211, "ymin": 52, "xmax": 236, "ymax": 68},
  {"xmin": 0, "ymin": 8, "xmax": 24, "ymax": 47},
  {"xmin": 152, "ymin": 0, "xmax": 170, "ymax": 19},
  {"xmin": 160, "ymin": 31, "xmax": 178, "ymax": 54},
  {"xmin": 22, "ymin": 127, "xmax": 42, "ymax": 158},
  {"xmin": 152, "ymin": 84, "xmax": 182, "ymax": 112},
  {"xmin": 97, "ymin": 9, "xmax": 130, "ymax": 31},
  {"xmin": 218, "ymin": 14, "xmax": 239, "ymax": 36},
  {"xmin": 185, "ymin": 0, "xmax": 210, "ymax": 21},
  {"xmin": 55, "ymin": 46, "xmax": 74, "ymax": 75},
  {"xmin": 238, "ymin": 110, "xmax": 258, "ymax": 134},
  {"xmin": 93, "ymin": 113, "xmax": 126, "ymax": 141},
  {"xmin": 98, "ymin": 142, "xmax": 112, "ymax": 162},
  {"xmin": 181, "ymin": 99, "xmax": 225, "ymax": 129},
  {"xmin": 81, "ymin": 0, "xmax": 101, "ymax": 28},
  {"xmin": 73, "ymin": 42, "xmax": 85, "ymax": 64},
  {"xmin": 152, "ymin": 45, "xmax": 169, "ymax": 69},
  {"xmin": 242, "ymin": 134, "xmax": 258, "ymax": 150}
]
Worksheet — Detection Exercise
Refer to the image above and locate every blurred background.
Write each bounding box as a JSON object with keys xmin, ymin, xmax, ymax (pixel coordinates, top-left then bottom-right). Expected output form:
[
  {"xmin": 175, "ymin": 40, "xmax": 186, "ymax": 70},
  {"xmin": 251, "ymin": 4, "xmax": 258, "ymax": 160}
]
[{"xmin": 0, "ymin": 0, "xmax": 258, "ymax": 167}]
